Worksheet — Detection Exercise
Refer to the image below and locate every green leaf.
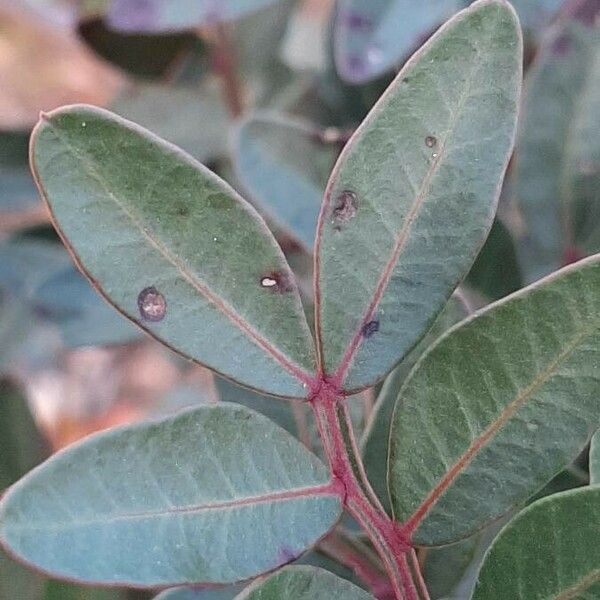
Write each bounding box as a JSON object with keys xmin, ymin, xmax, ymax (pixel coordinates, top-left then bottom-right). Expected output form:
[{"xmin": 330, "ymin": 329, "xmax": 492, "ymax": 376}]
[
  {"xmin": 0, "ymin": 549, "xmax": 44, "ymax": 600},
  {"xmin": 235, "ymin": 566, "xmax": 375, "ymax": 599},
  {"xmin": 514, "ymin": 1, "xmax": 600, "ymax": 282},
  {"xmin": 112, "ymin": 82, "xmax": 230, "ymax": 165},
  {"xmin": 30, "ymin": 105, "xmax": 317, "ymax": 399},
  {"xmin": 314, "ymin": 0, "xmax": 522, "ymax": 393},
  {"xmin": 233, "ymin": 113, "xmax": 337, "ymax": 249},
  {"xmin": 78, "ymin": 19, "xmax": 200, "ymax": 79},
  {"xmin": 466, "ymin": 218, "xmax": 522, "ymax": 301},
  {"xmin": 107, "ymin": 0, "xmax": 284, "ymax": 32},
  {"xmin": 361, "ymin": 295, "xmax": 468, "ymax": 512},
  {"xmin": 333, "ymin": 0, "xmax": 462, "ymax": 84},
  {"xmin": 0, "ymin": 404, "xmax": 342, "ymax": 586},
  {"xmin": 472, "ymin": 487, "xmax": 600, "ymax": 599},
  {"xmin": 0, "ymin": 380, "xmax": 48, "ymax": 492},
  {"xmin": 389, "ymin": 255, "xmax": 600, "ymax": 546},
  {"xmin": 44, "ymin": 580, "xmax": 127, "ymax": 600},
  {"xmin": 591, "ymin": 429, "xmax": 600, "ymax": 485}
]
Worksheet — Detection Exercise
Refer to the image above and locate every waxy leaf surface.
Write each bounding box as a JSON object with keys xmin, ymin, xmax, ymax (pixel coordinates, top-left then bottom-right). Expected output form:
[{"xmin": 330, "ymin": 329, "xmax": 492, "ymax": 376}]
[
  {"xmin": 515, "ymin": 0, "xmax": 600, "ymax": 282},
  {"xmin": 334, "ymin": 0, "xmax": 461, "ymax": 84},
  {"xmin": 0, "ymin": 404, "xmax": 342, "ymax": 586},
  {"xmin": 361, "ymin": 295, "xmax": 468, "ymax": 512},
  {"xmin": 155, "ymin": 586, "xmax": 242, "ymax": 599},
  {"xmin": 472, "ymin": 488, "xmax": 600, "ymax": 599},
  {"xmin": 107, "ymin": 0, "xmax": 283, "ymax": 33},
  {"xmin": 233, "ymin": 113, "xmax": 336, "ymax": 249},
  {"xmin": 389, "ymin": 255, "xmax": 600, "ymax": 545},
  {"xmin": 236, "ymin": 566, "xmax": 374, "ymax": 599},
  {"xmin": 31, "ymin": 106, "xmax": 316, "ymax": 398},
  {"xmin": 315, "ymin": 0, "xmax": 522, "ymax": 392}
]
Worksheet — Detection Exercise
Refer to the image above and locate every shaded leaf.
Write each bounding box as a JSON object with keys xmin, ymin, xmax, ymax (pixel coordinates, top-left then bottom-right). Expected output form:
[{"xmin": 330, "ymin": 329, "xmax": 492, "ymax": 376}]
[
  {"xmin": 107, "ymin": 0, "xmax": 284, "ymax": 33},
  {"xmin": 31, "ymin": 105, "xmax": 316, "ymax": 398},
  {"xmin": 333, "ymin": 0, "xmax": 461, "ymax": 84},
  {"xmin": 472, "ymin": 487, "xmax": 600, "ymax": 599},
  {"xmin": 0, "ymin": 404, "xmax": 342, "ymax": 586},
  {"xmin": 315, "ymin": 0, "xmax": 522, "ymax": 393},
  {"xmin": 466, "ymin": 218, "xmax": 522, "ymax": 301},
  {"xmin": 78, "ymin": 18, "xmax": 200, "ymax": 79},
  {"xmin": 233, "ymin": 113, "xmax": 337, "ymax": 249},
  {"xmin": 515, "ymin": 0, "xmax": 600, "ymax": 282},
  {"xmin": 389, "ymin": 255, "xmax": 600, "ymax": 545},
  {"xmin": 236, "ymin": 566, "xmax": 375, "ymax": 599},
  {"xmin": 361, "ymin": 295, "xmax": 468, "ymax": 512},
  {"xmin": 591, "ymin": 429, "xmax": 600, "ymax": 485}
]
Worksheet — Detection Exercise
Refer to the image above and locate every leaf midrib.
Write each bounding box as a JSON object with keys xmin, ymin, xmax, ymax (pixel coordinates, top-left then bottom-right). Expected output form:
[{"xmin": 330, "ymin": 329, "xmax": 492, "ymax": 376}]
[
  {"xmin": 403, "ymin": 321, "xmax": 594, "ymax": 534},
  {"xmin": 5, "ymin": 482, "xmax": 339, "ymax": 532},
  {"xmin": 41, "ymin": 119, "xmax": 313, "ymax": 386},
  {"xmin": 330, "ymin": 15, "xmax": 497, "ymax": 385},
  {"xmin": 552, "ymin": 568, "xmax": 600, "ymax": 600}
]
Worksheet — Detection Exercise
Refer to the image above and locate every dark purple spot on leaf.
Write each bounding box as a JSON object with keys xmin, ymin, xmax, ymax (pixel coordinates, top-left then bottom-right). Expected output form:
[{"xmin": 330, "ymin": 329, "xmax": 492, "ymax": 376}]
[
  {"xmin": 347, "ymin": 55, "xmax": 367, "ymax": 76},
  {"xmin": 332, "ymin": 190, "xmax": 358, "ymax": 228},
  {"xmin": 260, "ymin": 272, "xmax": 293, "ymax": 293},
  {"xmin": 425, "ymin": 136, "xmax": 437, "ymax": 148},
  {"xmin": 571, "ymin": 0, "xmax": 600, "ymax": 25},
  {"xmin": 138, "ymin": 287, "xmax": 166, "ymax": 322},
  {"xmin": 362, "ymin": 320, "xmax": 379, "ymax": 338},
  {"xmin": 552, "ymin": 34, "xmax": 572, "ymax": 55}
]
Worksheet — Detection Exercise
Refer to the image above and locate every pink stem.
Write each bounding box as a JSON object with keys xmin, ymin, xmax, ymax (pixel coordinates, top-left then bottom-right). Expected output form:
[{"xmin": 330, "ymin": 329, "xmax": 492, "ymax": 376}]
[{"xmin": 310, "ymin": 380, "xmax": 417, "ymax": 600}]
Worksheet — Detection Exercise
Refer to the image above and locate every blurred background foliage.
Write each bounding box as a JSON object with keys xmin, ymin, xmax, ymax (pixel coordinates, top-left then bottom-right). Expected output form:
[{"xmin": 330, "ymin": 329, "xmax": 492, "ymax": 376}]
[{"xmin": 0, "ymin": 0, "xmax": 598, "ymax": 598}]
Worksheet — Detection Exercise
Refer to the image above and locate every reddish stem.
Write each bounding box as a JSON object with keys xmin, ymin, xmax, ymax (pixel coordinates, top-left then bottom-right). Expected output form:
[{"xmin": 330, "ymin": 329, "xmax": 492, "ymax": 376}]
[{"xmin": 310, "ymin": 380, "xmax": 421, "ymax": 600}]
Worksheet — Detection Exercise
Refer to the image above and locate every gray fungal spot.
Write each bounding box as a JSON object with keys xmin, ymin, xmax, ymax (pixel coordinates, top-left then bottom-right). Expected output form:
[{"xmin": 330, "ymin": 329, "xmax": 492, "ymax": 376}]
[
  {"xmin": 362, "ymin": 320, "xmax": 379, "ymax": 338},
  {"xmin": 138, "ymin": 287, "xmax": 166, "ymax": 322}
]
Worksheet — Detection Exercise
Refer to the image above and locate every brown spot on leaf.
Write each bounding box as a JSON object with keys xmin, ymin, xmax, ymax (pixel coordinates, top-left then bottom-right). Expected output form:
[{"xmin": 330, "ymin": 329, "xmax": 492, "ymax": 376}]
[
  {"xmin": 332, "ymin": 190, "xmax": 358, "ymax": 229},
  {"xmin": 137, "ymin": 287, "xmax": 166, "ymax": 322},
  {"xmin": 425, "ymin": 136, "xmax": 437, "ymax": 148},
  {"xmin": 362, "ymin": 320, "xmax": 379, "ymax": 338}
]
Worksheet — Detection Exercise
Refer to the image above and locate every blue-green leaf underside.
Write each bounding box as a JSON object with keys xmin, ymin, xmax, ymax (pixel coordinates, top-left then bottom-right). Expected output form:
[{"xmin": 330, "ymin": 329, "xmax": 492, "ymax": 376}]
[
  {"xmin": 30, "ymin": 105, "xmax": 316, "ymax": 399},
  {"xmin": 0, "ymin": 404, "xmax": 342, "ymax": 587}
]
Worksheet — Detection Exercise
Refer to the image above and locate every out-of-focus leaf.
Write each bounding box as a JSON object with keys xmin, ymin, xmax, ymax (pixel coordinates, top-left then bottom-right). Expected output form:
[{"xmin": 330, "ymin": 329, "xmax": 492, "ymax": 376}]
[
  {"xmin": 233, "ymin": 113, "xmax": 337, "ymax": 248},
  {"xmin": 0, "ymin": 404, "xmax": 342, "ymax": 586},
  {"xmin": 106, "ymin": 0, "xmax": 284, "ymax": 32},
  {"xmin": 423, "ymin": 519, "xmax": 505, "ymax": 599},
  {"xmin": 112, "ymin": 81, "xmax": 230, "ymax": 164},
  {"xmin": 0, "ymin": 549, "xmax": 44, "ymax": 600},
  {"xmin": 0, "ymin": 380, "xmax": 47, "ymax": 492},
  {"xmin": 472, "ymin": 487, "xmax": 600, "ymax": 599},
  {"xmin": 361, "ymin": 295, "xmax": 468, "ymax": 512},
  {"xmin": 515, "ymin": 0, "xmax": 600, "ymax": 282},
  {"xmin": 44, "ymin": 580, "xmax": 128, "ymax": 600},
  {"xmin": 591, "ymin": 429, "xmax": 600, "ymax": 485},
  {"xmin": 333, "ymin": 0, "xmax": 562, "ymax": 84},
  {"xmin": 78, "ymin": 18, "xmax": 200, "ymax": 79},
  {"xmin": 389, "ymin": 255, "xmax": 600, "ymax": 546},
  {"xmin": 467, "ymin": 218, "xmax": 522, "ymax": 301},
  {"xmin": 333, "ymin": 0, "xmax": 461, "ymax": 84},
  {"xmin": 215, "ymin": 376, "xmax": 301, "ymax": 438},
  {"xmin": 33, "ymin": 266, "xmax": 141, "ymax": 348},
  {"xmin": 236, "ymin": 566, "xmax": 375, "ymax": 599},
  {"xmin": 31, "ymin": 105, "xmax": 317, "ymax": 398},
  {"xmin": 315, "ymin": 0, "xmax": 522, "ymax": 393}
]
